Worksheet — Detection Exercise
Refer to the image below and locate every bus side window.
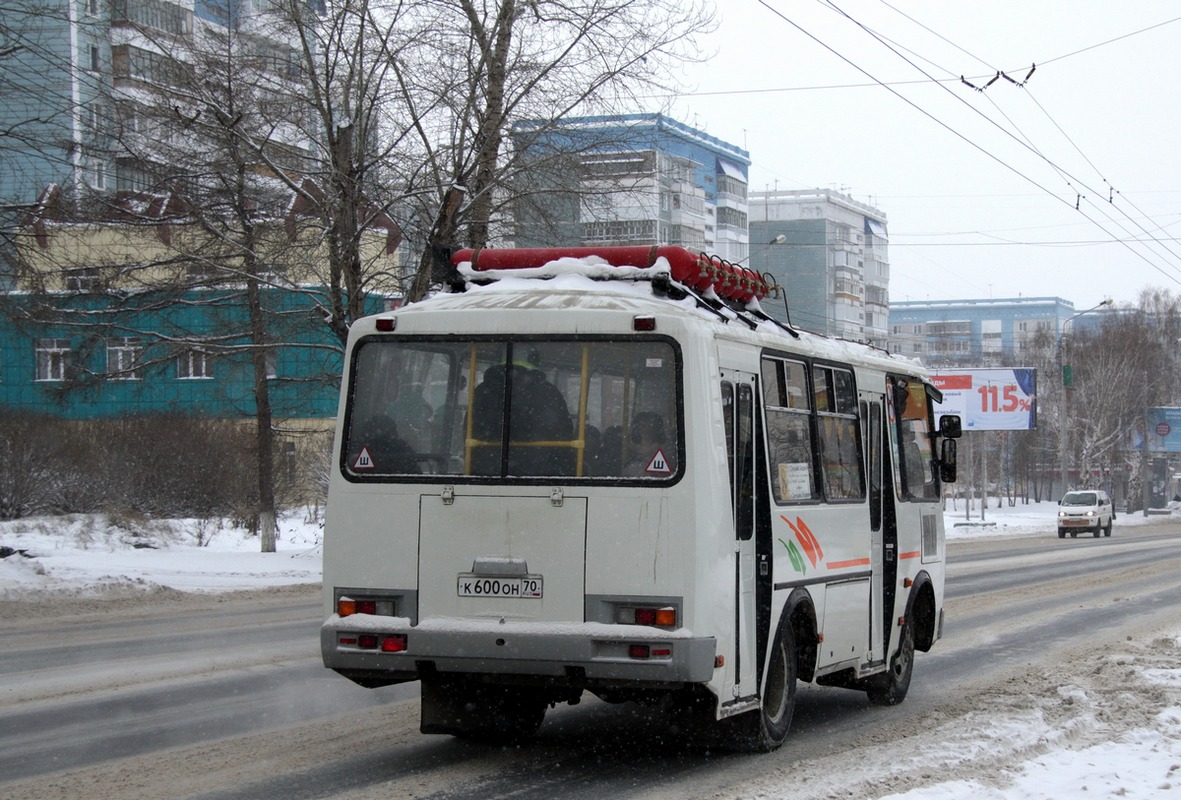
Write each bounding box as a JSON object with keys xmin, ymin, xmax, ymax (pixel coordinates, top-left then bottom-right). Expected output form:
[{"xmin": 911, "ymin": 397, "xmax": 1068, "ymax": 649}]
[
  {"xmin": 763, "ymin": 356, "xmax": 817, "ymax": 503},
  {"xmin": 814, "ymin": 366, "xmax": 865, "ymax": 501}
]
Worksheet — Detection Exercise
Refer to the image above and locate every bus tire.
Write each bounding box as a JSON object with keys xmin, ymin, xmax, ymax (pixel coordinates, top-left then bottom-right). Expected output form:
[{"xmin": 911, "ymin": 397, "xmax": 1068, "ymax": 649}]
[
  {"xmin": 866, "ymin": 617, "xmax": 915, "ymax": 706},
  {"xmin": 733, "ymin": 622, "xmax": 797, "ymax": 752}
]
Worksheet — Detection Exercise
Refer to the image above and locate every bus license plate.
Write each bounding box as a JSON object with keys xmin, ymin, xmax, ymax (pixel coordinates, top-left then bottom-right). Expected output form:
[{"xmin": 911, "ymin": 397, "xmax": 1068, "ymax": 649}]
[{"xmin": 457, "ymin": 574, "xmax": 543, "ymax": 599}]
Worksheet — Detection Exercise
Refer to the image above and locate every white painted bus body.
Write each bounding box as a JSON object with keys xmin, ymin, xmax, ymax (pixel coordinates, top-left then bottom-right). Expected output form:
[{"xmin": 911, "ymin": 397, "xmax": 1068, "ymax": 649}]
[{"xmin": 322, "ymin": 259, "xmax": 949, "ymax": 747}]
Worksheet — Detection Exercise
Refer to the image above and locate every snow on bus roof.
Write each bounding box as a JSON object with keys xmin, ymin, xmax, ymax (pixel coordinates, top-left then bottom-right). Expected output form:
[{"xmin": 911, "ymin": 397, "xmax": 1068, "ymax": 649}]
[
  {"xmin": 455, "ymin": 252, "xmax": 672, "ymax": 284},
  {"xmin": 447, "ymin": 252, "xmax": 925, "ymax": 373}
]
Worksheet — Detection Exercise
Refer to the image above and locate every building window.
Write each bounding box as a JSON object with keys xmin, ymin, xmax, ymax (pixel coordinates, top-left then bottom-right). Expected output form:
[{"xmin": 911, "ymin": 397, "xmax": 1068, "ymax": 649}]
[
  {"xmin": 89, "ymin": 160, "xmax": 107, "ymax": 191},
  {"xmin": 115, "ymin": 44, "xmax": 191, "ymax": 87},
  {"xmin": 107, "ymin": 337, "xmax": 142, "ymax": 380},
  {"xmin": 112, "ymin": 0, "xmax": 192, "ymax": 36},
  {"xmin": 185, "ymin": 262, "xmax": 222, "ymax": 282},
  {"xmin": 716, "ymin": 206, "xmax": 747, "ymax": 230},
  {"xmin": 83, "ymin": 102, "xmax": 109, "ymax": 134},
  {"xmin": 582, "ymin": 219, "xmax": 658, "ymax": 244},
  {"xmin": 35, "ymin": 339, "xmax": 71, "ymax": 382},
  {"xmin": 177, "ymin": 348, "xmax": 212, "ymax": 379},
  {"xmin": 65, "ymin": 267, "xmax": 102, "ymax": 291}
]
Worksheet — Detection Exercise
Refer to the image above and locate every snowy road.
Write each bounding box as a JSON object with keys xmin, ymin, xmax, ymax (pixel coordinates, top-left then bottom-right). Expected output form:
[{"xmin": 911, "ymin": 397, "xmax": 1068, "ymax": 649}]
[{"xmin": 2, "ymin": 525, "xmax": 1180, "ymax": 800}]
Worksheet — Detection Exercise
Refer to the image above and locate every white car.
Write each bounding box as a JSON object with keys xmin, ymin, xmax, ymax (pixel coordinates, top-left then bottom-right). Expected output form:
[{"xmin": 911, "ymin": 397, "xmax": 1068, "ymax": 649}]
[{"xmin": 1057, "ymin": 490, "xmax": 1114, "ymax": 538}]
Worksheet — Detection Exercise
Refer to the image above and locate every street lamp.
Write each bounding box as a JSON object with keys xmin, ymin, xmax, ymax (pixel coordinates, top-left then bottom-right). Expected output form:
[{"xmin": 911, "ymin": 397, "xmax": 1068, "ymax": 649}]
[
  {"xmin": 1058, "ymin": 298, "xmax": 1114, "ymax": 495},
  {"xmin": 735, "ymin": 233, "xmax": 786, "ymax": 266}
]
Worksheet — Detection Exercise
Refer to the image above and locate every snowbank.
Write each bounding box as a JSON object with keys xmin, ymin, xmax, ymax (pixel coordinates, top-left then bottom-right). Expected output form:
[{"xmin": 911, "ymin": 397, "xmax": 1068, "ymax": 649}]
[{"xmin": 0, "ymin": 511, "xmax": 322, "ymax": 599}]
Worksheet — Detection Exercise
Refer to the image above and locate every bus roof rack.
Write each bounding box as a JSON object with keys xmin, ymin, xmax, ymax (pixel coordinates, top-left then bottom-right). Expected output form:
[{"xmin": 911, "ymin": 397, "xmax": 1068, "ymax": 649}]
[{"xmin": 450, "ymin": 246, "xmax": 800, "ymax": 338}]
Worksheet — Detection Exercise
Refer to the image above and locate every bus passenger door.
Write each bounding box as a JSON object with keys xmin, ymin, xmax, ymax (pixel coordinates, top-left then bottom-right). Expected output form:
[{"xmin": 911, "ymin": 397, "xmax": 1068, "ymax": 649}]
[
  {"xmin": 721, "ymin": 370, "xmax": 760, "ymax": 701},
  {"xmin": 860, "ymin": 394, "xmax": 886, "ymax": 664}
]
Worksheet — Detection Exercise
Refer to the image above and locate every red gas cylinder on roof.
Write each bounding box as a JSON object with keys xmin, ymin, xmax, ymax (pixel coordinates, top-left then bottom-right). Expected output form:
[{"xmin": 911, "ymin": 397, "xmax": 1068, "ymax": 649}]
[{"xmin": 451, "ymin": 245, "xmax": 771, "ymax": 304}]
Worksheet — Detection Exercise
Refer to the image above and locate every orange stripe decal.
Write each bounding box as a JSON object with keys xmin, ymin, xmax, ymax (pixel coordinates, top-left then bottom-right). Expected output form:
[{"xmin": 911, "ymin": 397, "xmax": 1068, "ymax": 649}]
[
  {"xmin": 826, "ymin": 558, "xmax": 871, "ymax": 569},
  {"xmin": 795, "ymin": 518, "xmax": 825, "ymax": 563},
  {"xmin": 899, "ymin": 551, "xmax": 921, "ymax": 560},
  {"xmin": 780, "ymin": 515, "xmax": 819, "ymax": 568}
]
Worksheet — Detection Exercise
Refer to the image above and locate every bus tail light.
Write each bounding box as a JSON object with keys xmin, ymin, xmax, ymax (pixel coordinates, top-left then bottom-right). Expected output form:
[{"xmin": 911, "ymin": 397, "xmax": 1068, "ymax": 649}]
[
  {"xmin": 628, "ymin": 644, "xmax": 671, "ymax": 659},
  {"xmin": 617, "ymin": 606, "xmax": 677, "ymax": 627},
  {"xmin": 381, "ymin": 635, "xmax": 408, "ymax": 653},
  {"xmin": 340, "ymin": 634, "xmax": 408, "ymax": 652},
  {"xmin": 338, "ymin": 596, "xmax": 396, "ymax": 617}
]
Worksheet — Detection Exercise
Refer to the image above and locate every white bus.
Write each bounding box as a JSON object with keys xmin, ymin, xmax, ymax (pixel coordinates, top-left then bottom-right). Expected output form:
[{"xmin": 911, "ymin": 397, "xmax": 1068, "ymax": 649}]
[{"xmin": 321, "ymin": 246, "xmax": 960, "ymax": 751}]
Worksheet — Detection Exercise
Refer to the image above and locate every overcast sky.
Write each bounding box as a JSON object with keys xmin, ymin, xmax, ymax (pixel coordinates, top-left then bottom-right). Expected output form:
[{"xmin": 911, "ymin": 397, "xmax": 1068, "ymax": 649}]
[{"xmin": 668, "ymin": 0, "xmax": 1181, "ymax": 310}]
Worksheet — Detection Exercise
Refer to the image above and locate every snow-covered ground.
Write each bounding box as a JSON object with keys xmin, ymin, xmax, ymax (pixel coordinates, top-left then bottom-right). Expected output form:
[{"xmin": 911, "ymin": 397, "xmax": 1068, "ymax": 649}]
[
  {"xmin": 0, "ymin": 509, "xmax": 324, "ymax": 597},
  {"xmin": 1, "ymin": 501, "xmax": 1179, "ymax": 800}
]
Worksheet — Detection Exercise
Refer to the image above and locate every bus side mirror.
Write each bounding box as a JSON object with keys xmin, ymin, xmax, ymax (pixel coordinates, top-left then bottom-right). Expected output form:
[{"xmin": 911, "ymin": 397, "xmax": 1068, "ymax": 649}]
[
  {"xmin": 939, "ymin": 415, "xmax": 962, "ymax": 439},
  {"xmin": 939, "ymin": 438, "xmax": 958, "ymax": 483}
]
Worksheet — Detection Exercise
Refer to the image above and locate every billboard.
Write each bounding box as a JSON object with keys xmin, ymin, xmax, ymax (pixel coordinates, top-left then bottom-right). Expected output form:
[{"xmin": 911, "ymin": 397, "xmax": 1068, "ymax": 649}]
[
  {"xmin": 931, "ymin": 369, "xmax": 1037, "ymax": 431},
  {"xmin": 1130, "ymin": 407, "xmax": 1181, "ymax": 453}
]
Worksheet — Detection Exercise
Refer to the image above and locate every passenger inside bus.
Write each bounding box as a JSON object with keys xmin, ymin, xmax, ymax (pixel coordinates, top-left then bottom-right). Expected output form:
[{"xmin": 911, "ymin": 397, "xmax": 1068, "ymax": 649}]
[
  {"xmin": 624, "ymin": 411, "xmax": 674, "ymax": 476},
  {"xmin": 350, "ymin": 414, "xmax": 420, "ymax": 474},
  {"xmin": 469, "ymin": 348, "xmax": 575, "ymax": 476}
]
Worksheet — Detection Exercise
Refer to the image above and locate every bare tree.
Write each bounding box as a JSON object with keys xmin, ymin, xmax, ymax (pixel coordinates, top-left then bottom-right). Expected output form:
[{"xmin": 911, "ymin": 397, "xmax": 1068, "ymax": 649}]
[
  {"xmin": 249, "ymin": 0, "xmax": 412, "ymax": 344},
  {"xmin": 1067, "ymin": 289, "xmax": 1181, "ymax": 505},
  {"xmin": 389, "ymin": 0, "xmax": 717, "ymax": 301},
  {"xmin": 3, "ymin": 6, "xmax": 377, "ymax": 550}
]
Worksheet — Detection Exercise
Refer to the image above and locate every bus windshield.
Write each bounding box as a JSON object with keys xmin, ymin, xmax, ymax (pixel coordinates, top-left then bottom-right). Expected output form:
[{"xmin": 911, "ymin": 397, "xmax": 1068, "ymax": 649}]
[{"xmin": 342, "ymin": 337, "xmax": 681, "ymax": 481}]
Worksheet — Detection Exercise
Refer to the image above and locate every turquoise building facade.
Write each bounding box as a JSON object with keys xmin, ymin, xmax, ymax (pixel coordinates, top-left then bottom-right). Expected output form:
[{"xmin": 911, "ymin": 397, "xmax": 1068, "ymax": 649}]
[{"xmin": 0, "ymin": 287, "xmax": 387, "ymax": 421}]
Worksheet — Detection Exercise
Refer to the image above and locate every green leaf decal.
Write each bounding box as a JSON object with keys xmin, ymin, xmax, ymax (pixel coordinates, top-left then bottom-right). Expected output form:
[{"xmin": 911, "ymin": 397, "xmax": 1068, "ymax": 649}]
[{"xmin": 781, "ymin": 537, "xmax": 806, "ymax": 574}]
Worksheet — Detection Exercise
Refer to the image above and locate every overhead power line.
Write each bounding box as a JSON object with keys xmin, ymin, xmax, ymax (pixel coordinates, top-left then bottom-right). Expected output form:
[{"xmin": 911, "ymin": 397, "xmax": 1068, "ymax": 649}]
[{"xmin": 781, "ymin": 0, "xmax": 1181, "ymax": 287}]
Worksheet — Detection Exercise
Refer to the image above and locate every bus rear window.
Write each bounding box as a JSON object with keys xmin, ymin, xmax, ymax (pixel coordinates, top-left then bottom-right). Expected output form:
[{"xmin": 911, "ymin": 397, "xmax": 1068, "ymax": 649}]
[{"xmin": 342, "ymin": 338, "xmax": 681, "ymax": 481}]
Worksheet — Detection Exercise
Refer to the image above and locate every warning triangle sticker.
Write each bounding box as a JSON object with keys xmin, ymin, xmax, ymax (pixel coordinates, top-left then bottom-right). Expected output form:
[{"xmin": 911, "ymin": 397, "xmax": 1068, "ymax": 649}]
[
  {"xmin": 644, "ymin": 449, "xmax": 671, "ymax": 475},
  {"xmin": 353, "ymin": 446, "xmax": 376, "ymax": 471}
]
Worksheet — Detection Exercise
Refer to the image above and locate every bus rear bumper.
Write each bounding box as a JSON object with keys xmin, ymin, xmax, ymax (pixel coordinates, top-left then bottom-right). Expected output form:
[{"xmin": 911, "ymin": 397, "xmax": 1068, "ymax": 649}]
[{"xmin": 321, "ymin": 615, "xmax": 717, "ymax": 688}]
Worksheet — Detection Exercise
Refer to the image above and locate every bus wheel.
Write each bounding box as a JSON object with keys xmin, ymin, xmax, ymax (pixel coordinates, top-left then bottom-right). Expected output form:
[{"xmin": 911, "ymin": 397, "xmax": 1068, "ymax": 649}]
[
  {"xmin": 866, "ymin": 618, "xmax": 915, "ymax": 706},
  {"xmin": 733, "ymin": 623, "xmax": 796, "ymax": 752}
]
